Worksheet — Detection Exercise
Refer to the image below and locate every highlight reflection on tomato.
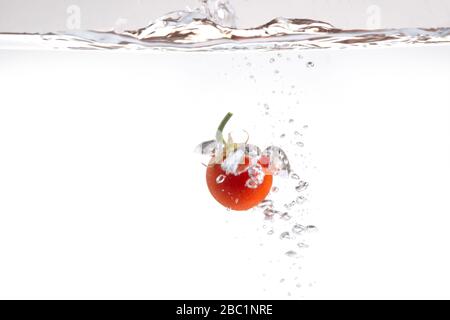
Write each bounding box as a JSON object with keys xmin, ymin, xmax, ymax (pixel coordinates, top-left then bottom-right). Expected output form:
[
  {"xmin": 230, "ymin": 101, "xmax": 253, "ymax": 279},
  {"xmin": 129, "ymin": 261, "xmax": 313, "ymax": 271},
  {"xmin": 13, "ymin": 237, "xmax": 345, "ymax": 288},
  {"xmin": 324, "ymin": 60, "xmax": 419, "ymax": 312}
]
[{"xmin": 203, "ymin": 113, "xmax": 273, "ymax": 211}]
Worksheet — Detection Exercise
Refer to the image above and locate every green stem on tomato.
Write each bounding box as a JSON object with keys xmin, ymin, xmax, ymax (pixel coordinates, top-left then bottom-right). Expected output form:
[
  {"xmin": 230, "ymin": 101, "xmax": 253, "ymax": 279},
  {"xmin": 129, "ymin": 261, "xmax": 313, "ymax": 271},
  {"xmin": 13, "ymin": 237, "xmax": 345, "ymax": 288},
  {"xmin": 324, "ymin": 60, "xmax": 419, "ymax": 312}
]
[{"xmin": 216, "ymin": 112, "xmax": 233, "ymax": 145}]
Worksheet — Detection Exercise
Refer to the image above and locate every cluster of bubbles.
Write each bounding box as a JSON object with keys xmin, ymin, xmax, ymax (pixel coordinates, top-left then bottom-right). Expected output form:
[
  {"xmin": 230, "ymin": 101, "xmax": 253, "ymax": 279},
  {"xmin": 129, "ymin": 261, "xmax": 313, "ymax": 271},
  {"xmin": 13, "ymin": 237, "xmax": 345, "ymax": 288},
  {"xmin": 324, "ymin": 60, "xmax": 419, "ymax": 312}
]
[
  {"xmin": 246, "ymin": 164, "xmax": 265, "ymax": 189},
  {"xmin": 258, "ymin": 172, "xmax": 317, "ymax": 253},
  {"xmin": 256, "ymin": 167, "xmax": 317, "ymax": 294}
]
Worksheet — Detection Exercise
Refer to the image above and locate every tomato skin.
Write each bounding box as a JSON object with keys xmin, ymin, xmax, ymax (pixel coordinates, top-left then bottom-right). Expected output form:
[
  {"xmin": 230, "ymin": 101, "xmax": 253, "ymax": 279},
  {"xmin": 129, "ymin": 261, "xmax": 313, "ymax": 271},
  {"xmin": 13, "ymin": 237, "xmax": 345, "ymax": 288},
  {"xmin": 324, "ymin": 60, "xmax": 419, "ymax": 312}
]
[{"xmin": 206, "ymin": 160, "xmax": 273, "ymax": 211}]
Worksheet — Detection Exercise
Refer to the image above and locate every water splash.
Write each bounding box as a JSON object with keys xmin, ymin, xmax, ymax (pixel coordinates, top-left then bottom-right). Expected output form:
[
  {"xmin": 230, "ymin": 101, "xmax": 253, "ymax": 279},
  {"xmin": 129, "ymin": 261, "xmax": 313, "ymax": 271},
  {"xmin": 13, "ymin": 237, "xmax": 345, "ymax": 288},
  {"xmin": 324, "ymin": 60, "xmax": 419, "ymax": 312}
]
[
  {"xmin": 198, "ymin": 0, "xmax": 236, "ymax": 28},
  {"xmin": 1, "ymin": 0, "xmax": 449, "ymax": 52}
]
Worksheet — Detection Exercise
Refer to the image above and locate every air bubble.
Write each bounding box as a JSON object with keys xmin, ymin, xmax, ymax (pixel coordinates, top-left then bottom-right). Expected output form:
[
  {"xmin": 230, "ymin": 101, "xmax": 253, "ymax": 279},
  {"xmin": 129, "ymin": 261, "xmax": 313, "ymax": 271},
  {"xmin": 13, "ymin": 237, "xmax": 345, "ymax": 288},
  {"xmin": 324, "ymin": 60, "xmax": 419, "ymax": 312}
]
[
  {"xmin": 284, "ymin": 201, "xmax": 296, "ymax": 210},
  {"xmin": 280, "ymin": 232, "xmax": 291, "ymax": 240},
  {"xmin": 306, "ymin": 225, "xmax": 318, "ymax": 233},
  {"xmin": 216, "ymin": 174, "xmax": 226, "ymax": 184},
  {"xmin": 292, "ymin": 224, "xmax": 306, "ymax": 235},
  {"xmin": 258, "ymin": 199, "xmax": 274, "ymax": 208},
  {"xmin": 296, "ymin": 141, "xmax": 304, "ymax": 147},
  {"xmin": 263, "ymin": 208, "xmax": 276, "ymax": 220},
  {"xmin": 295, "ymin": 181, "xmax": 309, "ymax": 192},
  {"xmin": 296, "ymin": 195, "xmax": 306, "ymax": 204},
  {"xmin": 290, "ymin": 173, "xmax": 300, "ymax": 180},
  {"xmin": 285, "ymin": 250, "xmax": 298, "ymax": 258},
  {"xmin": 280, "ymin": 212, "xmax": 292, "ymax": 220},
  {"xmin": 245, "ymin": 179, "xmax": 258, "ymax": 189},
  {"xmin": 194, "ymin": 139, "xmax": 218, "ymax": 156}
]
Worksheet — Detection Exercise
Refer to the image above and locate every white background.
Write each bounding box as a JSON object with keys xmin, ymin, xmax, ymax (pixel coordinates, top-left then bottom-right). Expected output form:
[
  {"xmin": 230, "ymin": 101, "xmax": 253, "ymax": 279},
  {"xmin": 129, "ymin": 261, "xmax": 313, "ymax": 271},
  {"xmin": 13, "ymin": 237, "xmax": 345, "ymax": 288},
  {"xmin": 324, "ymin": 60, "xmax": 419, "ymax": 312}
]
[{"xmin": 1, "ymin": 44, "xmax": 450, "ymax": 299}]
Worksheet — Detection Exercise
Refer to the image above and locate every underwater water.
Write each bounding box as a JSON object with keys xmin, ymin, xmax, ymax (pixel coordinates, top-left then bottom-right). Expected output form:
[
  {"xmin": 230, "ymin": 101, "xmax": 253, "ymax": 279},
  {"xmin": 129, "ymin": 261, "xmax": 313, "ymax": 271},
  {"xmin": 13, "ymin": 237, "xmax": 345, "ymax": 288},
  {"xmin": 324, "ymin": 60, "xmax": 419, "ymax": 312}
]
[{"xmin": 1, "ymin": 0, "xmax": 450, "ymax": 299}]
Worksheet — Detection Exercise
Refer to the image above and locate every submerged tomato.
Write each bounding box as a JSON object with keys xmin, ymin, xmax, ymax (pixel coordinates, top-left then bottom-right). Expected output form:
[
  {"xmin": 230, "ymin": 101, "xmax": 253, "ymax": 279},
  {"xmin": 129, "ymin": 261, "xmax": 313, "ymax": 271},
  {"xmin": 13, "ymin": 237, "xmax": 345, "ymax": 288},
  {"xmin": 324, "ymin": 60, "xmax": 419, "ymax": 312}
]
[
  {"xmin": 201, "ymin": 112, "xmax": 274, "ymax": 211},
  {"xmin": 206, "ymin": 157, "xmax": 273, "ymax": 211}
]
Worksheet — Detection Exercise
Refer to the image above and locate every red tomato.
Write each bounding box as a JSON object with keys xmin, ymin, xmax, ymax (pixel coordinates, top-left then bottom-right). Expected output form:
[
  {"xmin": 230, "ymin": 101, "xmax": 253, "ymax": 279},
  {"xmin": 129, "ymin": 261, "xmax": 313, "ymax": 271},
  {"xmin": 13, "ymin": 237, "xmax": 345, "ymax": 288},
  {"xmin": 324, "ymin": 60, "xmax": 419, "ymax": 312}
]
[{"xmin": 206, "ymin": 156, "xmax": 273, "ymax": 211}]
